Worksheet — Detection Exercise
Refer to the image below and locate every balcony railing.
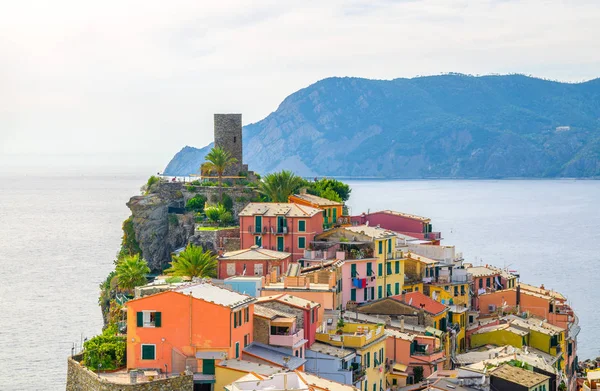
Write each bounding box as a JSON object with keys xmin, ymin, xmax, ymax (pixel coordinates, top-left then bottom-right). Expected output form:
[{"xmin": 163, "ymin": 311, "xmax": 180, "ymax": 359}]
[
  {"xmin": 424, "ymin": 232, "xmax": 442, "ymax": 240},
  {"xmin": 350, "ymin": 363, "xmax": 366, "ymax": 383},
  {"xmin": 269, "ymin": 329, "xmax": 304, "ymax": 347},
  {"xmin": 276, "ymin": 225, "xmax": 289, "ymax": 234},
  {"xmin": 248, "ymin": 225, "xmax": 290, "ymax": 235}
]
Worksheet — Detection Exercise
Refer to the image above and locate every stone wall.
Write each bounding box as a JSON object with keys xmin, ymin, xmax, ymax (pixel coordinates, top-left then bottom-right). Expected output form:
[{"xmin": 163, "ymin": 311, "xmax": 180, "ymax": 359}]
[
  {"xmin": 66, "ymin": 357, "xmax": 193, "ymax": 391},
  {"xmin": 214, "ymin": 114, "xmax": 243, "ymax": 175},
  {"xmin": 253, "ymin": 316, "xmax": 270, "ymax": 344},
  {"xmin": 259, "ymin": 301, "xmax": 306, "ymax": 330},
  {"xmin": 189, "ymin": 227, "xmax": 241, "ymax": 253}
]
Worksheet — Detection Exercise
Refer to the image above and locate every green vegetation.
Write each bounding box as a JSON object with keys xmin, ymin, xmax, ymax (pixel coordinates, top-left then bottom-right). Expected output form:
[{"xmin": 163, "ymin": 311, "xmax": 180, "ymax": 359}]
[
  {"xmin": 142, "ymin": 175, "xmax": 160, "ymax": 195},
  {"xmin": 205, "ymin": 204, "xmax": 233, "ymax": 226},
  {"xmin": 202, "ymin": 146, "xmax": 238, "ymax": 199},
  {"xmin": 413, "ymin": 366, "xmax": 424, "ymax": 383},
  {"xmin": 258, "ymin": 170, "xmax": 305, "ymax": 202},
  {"xmin": 119, "ymin": 217, "xmax": 141, "ymax": 259},
  {"xmin": 221, "ymin": 193, "xmax": 234, "ymax": 211},
  {"xmin": 165, "ymin": 276, "xmax": 183, "ymax": 284},
  {"xmin": 164, "ymin": 244, "xmax": 217, "ymax": 278},
  {"xmin": 310, "ymin": 178, "xmax": 351, "ymax": 202},
  {"xmin": 83, "ymin": 324, "xmax": 126, "ymax": 371},
  {"xmin": 115, "ymin": 254, "xmax": 150, "ymax": 292},
  {"xmin": 168, "ymin": 214, "xmax": 179, "ymax": 226},
  {"xmin": 186, "ymin": 194, "xmax": 207, "ymax": 213}
]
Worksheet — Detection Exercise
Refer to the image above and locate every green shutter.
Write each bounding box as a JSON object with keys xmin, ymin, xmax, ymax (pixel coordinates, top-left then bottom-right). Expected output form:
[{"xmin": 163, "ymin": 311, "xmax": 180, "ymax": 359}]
[
  {"xmin": 277, "ymin": 236, "xmax": 284, "ymax": 252},
  {"xmin": 142, "ymin": 345, "xmax": 155, "ymax": 360},
  {"xmin": 255, "ymin": 215, "xmax": 262, "ymax": 232},
  {"xmin": 137, "ymin": 312, "xmax": 144, "ymax": 327},
  {"xmin": 351, "ymin": 264, "xmax": 357, "ymax": 277},
  {"xmin": 299, "ymin": 220, "xmax": 306, "ymax": 232},
  {"xmin": 378, "ymin": 263, "xmax": 382, "ymax": 277},
  {"xmin": 378, "ymin": 286, "xmax": 382, "ymax": 299},
  {"xmin": 395, "ymin": 261, "xmax": 400, "ymax": 274},
  {"xmin": 378, "ymin": 241, "xmax": 382, "ymax": 254},
  {"xmin": 298, "ymin": 237, "xmax": 306, "ymax": 249},
  {"xmin": 202, "ymin": 359, "xmax": 215, "ymax": 375},
  {"xmin": 234, "ymin": 312, "xmax": 238, "ymax": 328},
  {"xmin": 367, "ymin": 263, "xmax": 373, "ymax": 276},
  {"xmin": 395, "ymin": 282, "xmax": 400, "ymax": 295},
  {"xmin": 154, "ymin": 312, "xmax": 161, "ymax": 327},
  {"xmin": 387, "ymin": 262, "xmax": 392, "ymax": 275},
  {"xmin": 235, "ymin": 342, "xmax": 240, "ymax": 358},
  {"xmin": 351, "ymin": 289, "xmax": 356, "ymax": 301},
  {"xmin": 363, "ymin": 288, "xmax": 368, "ymax": 301}
]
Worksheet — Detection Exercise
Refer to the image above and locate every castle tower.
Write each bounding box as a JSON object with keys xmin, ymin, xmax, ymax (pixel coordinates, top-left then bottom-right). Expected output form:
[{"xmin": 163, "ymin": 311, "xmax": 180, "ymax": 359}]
[{"xmin": 214, "ymin": 114, "xmax": 243, "ymax": 175}]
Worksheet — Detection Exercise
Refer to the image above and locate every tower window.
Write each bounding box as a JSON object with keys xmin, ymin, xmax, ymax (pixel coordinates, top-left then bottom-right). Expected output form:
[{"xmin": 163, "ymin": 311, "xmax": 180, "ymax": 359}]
[{"xmin": 234, "ymin": 136, "xmax": 237, "ymax": 143}]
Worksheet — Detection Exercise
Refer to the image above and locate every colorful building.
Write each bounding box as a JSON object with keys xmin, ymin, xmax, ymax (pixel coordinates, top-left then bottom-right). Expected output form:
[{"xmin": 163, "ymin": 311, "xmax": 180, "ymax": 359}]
[
  {"xmin": 214, "ymin": 359, "xmax": 284, "ymax": 391},
  {"xmin": 126, "ymin": 282, "xmax": 255, "ymax": 387},
  {"xmin": 224, "ymin": 370, "xmax": 359, "ymax": 391},
  {"xmin": 351, "ymin": 210, "xmax": 441, "ymax": 243},
  {"xmin": 490, "ymin": 364, "xmax": 550, "ymax": 391},
  {"xmin": 289, "ymin": 191, "xmax": 348, "ymax": 229},
  {"xmin": 253, "ymin": 304, "xmax": 308, "ymax": 358},
  {"xmin": 448, "ymin": 305, "xmax": 468, "ymax": 353},
  {"xmin": 255, "ymin": 294, "xmax": 321, "ymax": 348},
  {"xmin": 239, "ymin": 203, "xmax": 324, "ymax": 261},
  {"xmin": 385, "ymin": 328, "xmax": 445, "ymax": 385},
  {"xmin": 315, "ymin": 319, "xmax": 387, "ymax": 391},
  {"xmin": 218, "ymin": 246, "xmax": 291, "ymax": 279}
]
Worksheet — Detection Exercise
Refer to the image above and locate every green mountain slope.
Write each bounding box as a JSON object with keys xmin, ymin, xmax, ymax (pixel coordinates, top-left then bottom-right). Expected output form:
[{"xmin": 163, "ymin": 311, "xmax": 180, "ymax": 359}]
[{"xmin": 164, "ymin": 74, "xmax": 600, "ymax": 178}]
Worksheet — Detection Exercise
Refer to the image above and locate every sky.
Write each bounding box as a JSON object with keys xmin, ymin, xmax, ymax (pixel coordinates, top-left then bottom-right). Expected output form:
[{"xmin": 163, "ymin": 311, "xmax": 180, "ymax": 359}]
[{"xmin": 1, "ymin": 0, "xmax": 599, "ymax": 175}]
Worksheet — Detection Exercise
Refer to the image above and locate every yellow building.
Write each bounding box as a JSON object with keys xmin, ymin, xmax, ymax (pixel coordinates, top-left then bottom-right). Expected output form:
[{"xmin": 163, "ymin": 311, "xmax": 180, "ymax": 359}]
[
  {"xmin": 470, "ymin": 324, "xmax": 527, "ymax": 350},
  {"xmin": 215, "ymin": 360, "xmax": 285, "ymax": 391},
  {"xmin": 289, "ymin": 192, "xmax": 346, "ymax": 229},
  {"xmin": 344, "ymin": 225, "xmax": 405, "ymax": 300},
  {"xmin": 449, "ymin": 305, "xmax": 468, "ymax": 353},
  {"xmin": 316, "ymin": 321, "xmax": 387, "ymax": 391}
]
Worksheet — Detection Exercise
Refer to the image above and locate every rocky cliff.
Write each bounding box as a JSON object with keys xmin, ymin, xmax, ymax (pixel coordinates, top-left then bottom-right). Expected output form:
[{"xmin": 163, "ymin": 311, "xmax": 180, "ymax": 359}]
[{"xmin": 164, "ymin": 74, "xmax": 600, "ymax": 178}]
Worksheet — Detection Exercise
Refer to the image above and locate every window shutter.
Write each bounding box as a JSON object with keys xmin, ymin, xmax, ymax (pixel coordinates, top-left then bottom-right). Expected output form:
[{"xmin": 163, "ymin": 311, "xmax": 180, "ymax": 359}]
[
  {"xmin": 137, "ymin": 312, "xmax": 144, "ymax": 327},
  {"xmin": 154, "ymin": 312, "xmax": 161, "ymax": 327},
  {"xmin": 234, "ymin": 312, "xmax": 238, "ymax": 328}
]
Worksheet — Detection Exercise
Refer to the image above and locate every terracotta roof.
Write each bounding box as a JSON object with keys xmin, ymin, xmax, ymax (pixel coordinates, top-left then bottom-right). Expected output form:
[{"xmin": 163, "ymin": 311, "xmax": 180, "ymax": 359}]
[
  {"xmin": 254, "ymin": 304, "xmax": 296, "ymax": 320},
  {"xmin": 219, "ymin": 246, "xmax": 291, "ymax": 261},
  {"xmin": 239, "ymin": 203, "xmax": 322, "ymax": 217},
  {"xmin": 491, "ymin": 364, "xmax": 549, "ymax": 387},
  {"xmin": 391, "ymin": 291, "xmax": 448, "ymax": 315},
  {"xmin": 256, "ymin": 294, "xmax": 321, "ymax": 309},
  {"xmin": 466, "ymin": 266, "xmax": 502, "ymax": 278},
  {"xmin": 290, "ymin": 193, "xmax": 342, "ymax": 207}
]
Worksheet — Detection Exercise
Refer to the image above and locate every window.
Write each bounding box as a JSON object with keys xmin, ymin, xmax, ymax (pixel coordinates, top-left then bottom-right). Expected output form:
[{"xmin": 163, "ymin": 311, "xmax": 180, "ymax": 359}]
[
  {"xmin": 333, "ymin": 208, "xmax": 337, "ymax": 222},
  {"xmin": 378, "ymin": 286, "xmax": 382, "ymax": 299},
  {"xmin": 454, "ymin": 286, "xmax": 459, "ymax": 297},
  {"xmin": 388, "ymin": 239, "xmax": 392, "ymax": 252},
  {"xmin": 233, "ymin": 136, "xmax": 237, "ymax": 143},
  {"xmin": 298, "ymin": 237, "xmax": 306, "ymax": 249},
  {"xmin": 351, "ymin": 289, "xmax": 356, "ymax": 301},
  {"xmin": 364, "ymin": 288, "xmax": 368, "ymax": 301},
  {"xmin": 395, "ymin": 261, "xmax": 400, "ymax": 274},
  {"xmin": 245, "ymin": 307, "xmax": 250, "ymax": 322},
  {"xmin": 234, "ymin": 311, "xmax": 238, "ymax": 328},
  {"xmin": 141, "ymin": 344, "xmax": 156, "ymax": 360},
  {"xmin": 395, "ymin": 282, "xmax": 400, "ymax": 295},
  {"xmin": 364, "ymin": 381, "xmax": 368, "ymax": 391},
  {"xmin": 367, "ymin": 263, "xmax": 373, "ymax": 276},
  {"xmin": 244, "ymin": 334, "xmax": 249, "ymax": 347},
  {"xmin": 366, "ymin": 352, "xmax": 370, "ymax": 367},
  {"xmin": 378, "ymin": 241, "xmax": 383, "ymax": 254},
  {"xmin": 255, "ymin": 236, "xmax": 262, "ymax": 247},
  {"xmin": 392, "ymin": 379, "xmax": 397, "ymax": 386},
  {"xmin": 370, "ymin": 287, "xmax": 375, "ymax": 300},
  {"xmin": 298, "ymin": 220, "xmax": 306, "ymax": 232},
  {"xmin": 351, "ymin": 264, "xmax": 358, "ymax": 277},
  {"xmin": 235, "ymin": 342, "xmax": 240, "ymax": 359},
  {"xmin": 486, "ymin": 277, "xmax": 491, "ymax": 288},
  {"xmin": 444, "ymin": 285, "xmax": 449, "ymax": 291},
  {"xmin": 373, "ymin": 384, "xmax": 376, "ymax": 391},
  {"xmin": 378, "ymin": 263, "xmax": 382, "ymax": 277},
  {"xmin": 478, "ymin": 279, "xmax": 483, "ymax": 289},
  {"xmin": 137, "ymin": 311, "xmax": 161, "ymax": 328},
  {"xmin": 254, "ymin": 263, "xmax": 263, "ymax": 276},
  {"xmin": 277, "ymin": 236, "xmax": 284, "ymax": 252},
  {"xmin": 255, "ymin": 216, "xmax": 262, "ymax": 233},
  {"xmin": 386, "ymin": 284, "xmax": 391, "ymax": 296},
  {"xmin": 295, "ymin": 350, "xmax": 299, "ymax": 357},
  {"xmin": 461, "ymin": 285, "xmax": 466, "ymax": 296},
  {"xmin": 387, "ymin": 262, "xmax": 392, "ymax": 275}
]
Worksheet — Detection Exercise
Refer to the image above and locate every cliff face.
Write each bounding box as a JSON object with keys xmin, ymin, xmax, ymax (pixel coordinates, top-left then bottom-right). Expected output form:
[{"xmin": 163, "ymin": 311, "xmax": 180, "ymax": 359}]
[
  {"xmin": 126, "ymin": 181, "xmax": 258, "ymax": 272},
  {"xmin": 164, "ymin": 74, "xmax": 600, "ymax": 178}
]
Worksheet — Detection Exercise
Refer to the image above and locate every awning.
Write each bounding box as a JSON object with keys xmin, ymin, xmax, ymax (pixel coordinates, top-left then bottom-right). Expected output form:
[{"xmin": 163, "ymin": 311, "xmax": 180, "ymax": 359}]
[
  {"xmin": 425, "ymin": 327, "xmax": 444, "ymax": 338},
  {"xmin": 272, "ymin": 318, "xmax": 295, "ymax": 326},
  {"xmin": 392, "ymin": 363, "xmax": 408, "ymax": 373}
]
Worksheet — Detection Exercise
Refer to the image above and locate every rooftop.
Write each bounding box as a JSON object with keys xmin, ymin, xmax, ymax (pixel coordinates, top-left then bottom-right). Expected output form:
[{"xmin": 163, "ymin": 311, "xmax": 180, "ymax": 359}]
[
  {"xmin": 226, "ymin": 371, "xmax": 358, "ymax": 391},
  {"xmin": 503, "ymin": 314, "xmax": 564, "ymax": 335},
  {"xmin": 465, "ymin": 266, "xmax": 502, "ymax": 278},
  {"xmin": 518, "ymin": 282, "xmax": 566, "ymax": 301},
  {"xmin": 220, "ymin": 246, "xmax": 291, "ymax": 261},
  {"xmin": 405, "ymin": 252, "xmax": 439, "ymax": 265},
  {"xmin": 239, "ymin": 203, "xmax": 322, "ymax": 218},
  {"xmin": 372, "ymin": 210, "xmax": 430, "ymax": 223},
  {"xmin": 290, "ymin": 193, "xmax": 343, "ymax": 207},
  {"xmin": 308, "ymin": 342, "xmax": 355, "ymax": 359},
  {"xmin": 254, "ymin": 304, "xmax": 297, "ymax": 320},
  {"xmin": 217, "ymin": 359, "xmax": 285, "ymax": 376},
  {"xmin": 172, "ymin": 282, "xmax": 255, "ymax": 308},
  {"xmin": 385, "ymin": 329, "xmax": 416, "ymax": 341},
  {"xmin": 256, "ymin": 294, "xmax": 321, "ymax": 309},
  {"xmin": 391, "ymin": 291, "xmax": 448, "ymax": 316},
  {"xmin": 344, "ymin": 225, "xmax": 397, "ymax": 240},
  {"xmin": 244, "ymin": 342, "xmax": 306, "ymax": 370},
  {"xmin": 491, "ymin": 364, "xmax": 550, "ymax": 387}
]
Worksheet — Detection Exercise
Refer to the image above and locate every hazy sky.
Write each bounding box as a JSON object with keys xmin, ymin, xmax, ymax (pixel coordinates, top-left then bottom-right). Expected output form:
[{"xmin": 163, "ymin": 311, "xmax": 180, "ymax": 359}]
[{"xmin": 2, "ymin": 0, "xmax": 599, "ymax": 175}]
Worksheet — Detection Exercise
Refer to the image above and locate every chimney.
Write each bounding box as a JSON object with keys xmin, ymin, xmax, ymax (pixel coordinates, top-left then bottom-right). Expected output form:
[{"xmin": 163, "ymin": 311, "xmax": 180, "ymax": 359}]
[
  {"xmin": 401, "ymin": 290, "xmax": 406, "ymax": 303},
  {"xmin": 400, "ymin": 316, "xmax": 405, "ymax": 333},
  {"xmin": 300, "ymin": 188, "xmax": 307, "ymax": 195}
]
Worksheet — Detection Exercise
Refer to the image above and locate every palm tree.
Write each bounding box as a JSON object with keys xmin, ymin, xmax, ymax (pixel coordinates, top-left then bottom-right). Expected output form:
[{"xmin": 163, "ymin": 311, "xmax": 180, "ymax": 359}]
[
  {"xmin": 258, "ymin": 170, "xmax": 305, "ymax": 202},
  {"xmin": 115, "ymin": 254, "xmax": 150, "ymax": 292},
  {"xmin": 164, "ymin": 244, "xmax": 217, "ymax": 278},
  {"xmin": 203, "ymin": 147, "xmax": 238, "ymax": 200}
]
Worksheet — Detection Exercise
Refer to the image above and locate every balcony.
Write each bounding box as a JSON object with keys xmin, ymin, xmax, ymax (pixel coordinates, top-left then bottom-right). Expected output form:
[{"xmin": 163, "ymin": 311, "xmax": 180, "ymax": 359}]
[
  {"xmin": 276, "ymin": 225, "xmax": 289, "ymax": 234},
  {"xmin": 350, "ymin": 363, "xmax": 366, "ymax": 383},
  {"xmin": 316, "ymin": 323, "xmax": 385, "ymax": 348},
  {"xmin": 248, "ymin": 225, "xmax": 290, "ymax": 235},
  {"xmin": 424, "ymin": 232, "xmax": 442, "ymax": 240},
  {"xmin": 304, "ymin": 249, "xmax": 337, "ymax": 260},
  {"xmin": 269, "ymin": 329, "xmax": 305, "ymax": 348}
]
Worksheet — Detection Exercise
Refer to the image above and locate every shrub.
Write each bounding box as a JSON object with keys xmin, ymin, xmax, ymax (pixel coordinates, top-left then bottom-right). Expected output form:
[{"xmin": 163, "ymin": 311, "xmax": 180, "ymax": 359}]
[
  {"xmin": 205, "ymin": 204, "xmax": 233, "ymax": 226},
  {"xmin": 174, "ymin": 190, "xmax": 183, "ymax": 199},
  {"xmin": 190, "ymin": 180, "xmax": 201, "ymax": 186},
  {"xmin": 165, "ymin": 276, "xmax": 183, "ymax": 284},
  {"xmin": 82, "ymin": 324, "xmax": 126, "ymax": 371},
  {"xmin": 200, "ymin": 181, "xmax": 218, "ymax": 187},
  {"xmin": 235, "ymin": 196, "xmax": 247, "ymax": 203},
  {"xmin": 142, "ymin": 175, "xmax": 160, "ymax": 195},
  {"xmin": 222, "ymin": 194, "xmax": 234, "ymax": 212},
  {"xmin": 413, "ymin": 366, "xmax": 424, "ymax": 383},
  {"xmin": 168, "ymin": 214, "xmax": 179, "ymax": 226},
  {"xmin": 186, "ymin": 194, "xmax": 207, "ymax": 213},
  {"xmin": 186, "ymin": 185, "xmax": 198, "ymax": 192}
]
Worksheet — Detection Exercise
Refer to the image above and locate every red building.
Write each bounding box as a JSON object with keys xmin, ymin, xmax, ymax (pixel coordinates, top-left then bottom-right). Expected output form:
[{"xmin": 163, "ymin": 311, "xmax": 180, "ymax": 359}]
[
  {"xmin": 256, "ymin": 294, "xmax": 321, "ymax": 348},
  {"xmin": 351, "ymin": 210, "xmax": 441, "ymax": 243},
  {"xmin": 218, "ymin": 246, "xmax": 291, "ymax": 279},
  {"xmin": 239, "ymin": 203, "xmax": 324, "ymax": 262}
]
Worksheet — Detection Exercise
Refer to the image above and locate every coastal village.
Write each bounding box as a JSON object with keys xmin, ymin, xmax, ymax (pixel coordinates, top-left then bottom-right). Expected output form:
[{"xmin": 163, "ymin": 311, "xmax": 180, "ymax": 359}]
[{"xmin": 67, "ymin": 115, "xmax": 594, "ymax": 391}]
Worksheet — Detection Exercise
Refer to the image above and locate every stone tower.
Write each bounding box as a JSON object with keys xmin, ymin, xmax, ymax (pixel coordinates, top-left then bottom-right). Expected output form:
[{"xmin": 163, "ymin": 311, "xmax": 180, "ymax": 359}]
[{"xmin": 214, "ymin": 114, "xmax": 243, "ymax": 175}]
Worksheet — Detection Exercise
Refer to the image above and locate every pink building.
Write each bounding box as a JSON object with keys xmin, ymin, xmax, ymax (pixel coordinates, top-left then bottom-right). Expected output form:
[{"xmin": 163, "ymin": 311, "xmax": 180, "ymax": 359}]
[
  {"xmin": 386, "ymin": 329, "xmax": 445, "ymax": 381},
  {"xmin": 239, "ymin": 203, "xmax": 324, "ymax": 262},
  {"xmin": 351, "ymin": 210, "xmax": 441, "ymax": 243}
]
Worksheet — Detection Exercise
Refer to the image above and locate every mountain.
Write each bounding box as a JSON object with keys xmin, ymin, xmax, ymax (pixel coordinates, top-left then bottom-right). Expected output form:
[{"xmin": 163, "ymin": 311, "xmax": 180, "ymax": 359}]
[{"xmin": 164, "ymin": 74, "xmax": 600, "ymax": 178}]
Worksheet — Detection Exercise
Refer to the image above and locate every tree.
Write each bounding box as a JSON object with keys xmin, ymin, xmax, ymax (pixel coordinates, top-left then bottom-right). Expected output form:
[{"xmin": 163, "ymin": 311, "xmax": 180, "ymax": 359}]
[
  {"xmin": 164, "ymin": 244, "xmax": 217, "ymax": 278},
  {"xmin": 83, "ymin": 324, "xmax": 126, "ymax": 371},
  {"xmin": 186, "ymin": 194, "xmax": 207, "ymax": 213},
  {"xmin": 313, "ymin": 178, "xmax": 351, "ymax": 202},
  {"xmin": 413, "ymin": 366, "xmax": 424, "ymax": 383},
  {"xmin": 204, "ymin": 203, "xmax": 232, "ymax": 226},
  {"xmin": 115, "ymin": 254, "xmax": 150, "ymax": 292},
  {"xmin": 258, "ymin": 170, "xmax": 305, "ymax": 202},
  {"xmin": 202, "ymin": 147, "xmax": 238, "ymax": 200}
]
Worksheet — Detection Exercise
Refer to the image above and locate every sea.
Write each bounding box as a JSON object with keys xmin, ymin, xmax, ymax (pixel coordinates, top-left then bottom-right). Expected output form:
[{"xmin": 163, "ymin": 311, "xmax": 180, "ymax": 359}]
[{"xmin": 0, "ymin": 175, "xmax": 598, "ymax": 390}]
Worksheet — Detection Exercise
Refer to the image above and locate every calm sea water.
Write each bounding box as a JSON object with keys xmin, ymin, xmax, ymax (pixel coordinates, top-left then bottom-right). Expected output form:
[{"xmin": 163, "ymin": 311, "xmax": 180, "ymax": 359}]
[{"xmin": 0, "ymin": 176, "xmax": 598, "ymax": 390}]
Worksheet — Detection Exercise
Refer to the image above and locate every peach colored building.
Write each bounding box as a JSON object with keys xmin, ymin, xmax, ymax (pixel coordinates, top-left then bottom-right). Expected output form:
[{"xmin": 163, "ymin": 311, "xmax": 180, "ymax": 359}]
[
  {"xmin": 288, "ymin": 191, "xmax": 348, "ymax": 229},
  {"xmin": 385, "ymin": 329, "xmax": 445, "ymax": 382},
  {"xmin": 239, "ymin": 203, "xmax": 324, "ymax": 261},
  {"xmin": 218, "ymin": 246, "xmax": 291, "ymax": 279},
  {"xmin": 126, "ymin": 282, "xmax": 255, "ymax": 386}
]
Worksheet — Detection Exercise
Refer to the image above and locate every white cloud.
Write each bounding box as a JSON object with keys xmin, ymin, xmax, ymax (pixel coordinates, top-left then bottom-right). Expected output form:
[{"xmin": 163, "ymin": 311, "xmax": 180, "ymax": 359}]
[{"xmin": 1, "ymin": 0, "xmax": 599, "ymax": 174}]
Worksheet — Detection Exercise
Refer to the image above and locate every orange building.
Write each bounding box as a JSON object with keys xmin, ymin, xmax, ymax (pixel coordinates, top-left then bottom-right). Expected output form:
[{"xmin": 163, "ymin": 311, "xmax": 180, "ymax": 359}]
[
  {"xmin": 288, "ymin": 191, "xmax": 347, "ymax": 229},
  {"xmin": 126, "ymin": 282, "xmax": 255, "ymax": 386}
]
